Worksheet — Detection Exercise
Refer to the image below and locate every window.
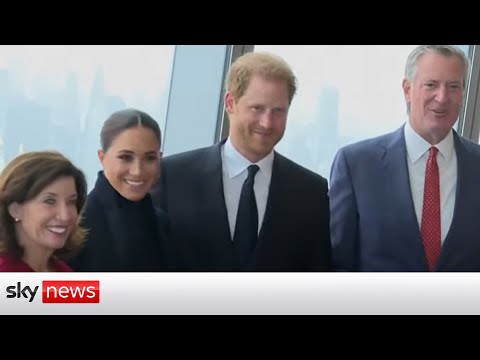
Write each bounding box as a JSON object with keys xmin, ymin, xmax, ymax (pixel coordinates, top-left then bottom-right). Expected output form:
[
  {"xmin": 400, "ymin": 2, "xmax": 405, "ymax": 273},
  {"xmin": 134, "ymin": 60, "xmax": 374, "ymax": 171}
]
[
  {"xmin": 253, "ymin": 45, "xmax": 473, "ymax": 179},
  {"xmin": 0, "ymin": 45, "xmax": 175, "ymax": 189}
]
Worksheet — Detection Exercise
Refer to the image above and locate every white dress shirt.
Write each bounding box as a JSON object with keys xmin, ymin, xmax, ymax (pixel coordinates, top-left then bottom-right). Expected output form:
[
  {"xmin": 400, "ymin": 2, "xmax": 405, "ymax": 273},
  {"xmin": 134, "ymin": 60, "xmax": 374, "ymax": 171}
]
[
  {"xmin": 404, "ymin": 121, "xmax": 457, "ymax": 244},
  {"xmin": 221, "ymin": 138, "xmax": 273, "ymax": 240}
]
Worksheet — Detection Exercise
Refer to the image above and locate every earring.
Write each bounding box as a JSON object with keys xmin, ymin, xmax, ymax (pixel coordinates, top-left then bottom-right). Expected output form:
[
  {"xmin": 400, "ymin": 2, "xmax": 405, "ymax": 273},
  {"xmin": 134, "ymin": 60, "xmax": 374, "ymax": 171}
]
[{"xmin": 14, "ymin": 218, "xmax": 19, "ymax": 223}]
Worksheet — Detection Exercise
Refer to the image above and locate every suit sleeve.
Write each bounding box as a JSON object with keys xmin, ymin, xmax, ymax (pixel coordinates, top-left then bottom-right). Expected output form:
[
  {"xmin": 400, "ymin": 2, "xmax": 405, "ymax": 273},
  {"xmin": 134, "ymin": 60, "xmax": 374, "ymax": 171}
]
[
  {"xmin": 329, "ymin": 148, "xmax": 358, "ymax": 271},
  {"xmin": 311, "ymin": 177, "xmax": 332, "ymax": 271}
]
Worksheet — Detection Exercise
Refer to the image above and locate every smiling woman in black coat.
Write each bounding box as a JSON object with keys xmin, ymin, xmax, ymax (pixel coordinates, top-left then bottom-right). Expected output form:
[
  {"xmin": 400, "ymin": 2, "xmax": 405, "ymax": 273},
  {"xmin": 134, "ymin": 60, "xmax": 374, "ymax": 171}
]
[{"xmin": 70, "ymin": 109, "xmax": 171, "ymax": 272}]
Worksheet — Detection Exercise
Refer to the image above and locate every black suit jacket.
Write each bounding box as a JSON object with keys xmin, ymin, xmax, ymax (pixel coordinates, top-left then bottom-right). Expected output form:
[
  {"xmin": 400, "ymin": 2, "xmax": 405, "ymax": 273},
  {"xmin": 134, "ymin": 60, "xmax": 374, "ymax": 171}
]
[
  {"xmin": 151, "ymin": 141, "xmax": 331, "ymax": 271},
  {"xmin": 70, "ymin": 171, "xmax": 171, "ymax": 272}
]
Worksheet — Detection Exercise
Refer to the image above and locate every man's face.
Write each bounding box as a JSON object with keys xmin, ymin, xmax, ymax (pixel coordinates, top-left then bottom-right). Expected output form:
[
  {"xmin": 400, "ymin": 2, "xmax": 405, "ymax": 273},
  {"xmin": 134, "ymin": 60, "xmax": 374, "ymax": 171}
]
[
  {"xmin": 226, "ymin": 75, "xmax": 290, "ymax": 162},
  {"xmin": 403, "ymin": 51, "xmax": 465, "ymax": 144}
]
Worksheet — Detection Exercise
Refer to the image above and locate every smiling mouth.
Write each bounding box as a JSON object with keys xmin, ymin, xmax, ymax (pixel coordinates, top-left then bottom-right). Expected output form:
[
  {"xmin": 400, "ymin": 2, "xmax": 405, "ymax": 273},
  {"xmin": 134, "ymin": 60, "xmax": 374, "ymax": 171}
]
[
  {"xmin": 47, "ymin": 227, "xmax": 67, "ymax": 234},
  {"xmin": 254, "ymin": 131, "xmax": 273, "ymax": 137},
  {"xmin": 124, "ymin": 180, "xmax": 145, "ymax": 186}
]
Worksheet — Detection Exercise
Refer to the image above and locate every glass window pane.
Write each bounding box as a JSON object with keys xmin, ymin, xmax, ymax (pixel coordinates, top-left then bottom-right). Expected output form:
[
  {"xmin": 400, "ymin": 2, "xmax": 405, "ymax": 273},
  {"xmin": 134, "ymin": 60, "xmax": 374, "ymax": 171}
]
[
  {"xmin": 254, "ymin": 45, "xmax": 472, "ymax": 179},
  {"xmin": 0, "ymin": 45, "xmax": 175, "ymax": 189}
]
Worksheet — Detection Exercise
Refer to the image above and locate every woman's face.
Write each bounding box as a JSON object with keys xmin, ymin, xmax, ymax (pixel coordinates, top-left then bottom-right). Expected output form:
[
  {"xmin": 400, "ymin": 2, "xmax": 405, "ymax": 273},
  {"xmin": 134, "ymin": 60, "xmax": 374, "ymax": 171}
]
[
  {"xmin": 98, "ymin": 126, "xmax": 160, "ymax": 201},
  {"xmin": 9, "ymin": 176, "xmax": 79, "ymax": 255}
]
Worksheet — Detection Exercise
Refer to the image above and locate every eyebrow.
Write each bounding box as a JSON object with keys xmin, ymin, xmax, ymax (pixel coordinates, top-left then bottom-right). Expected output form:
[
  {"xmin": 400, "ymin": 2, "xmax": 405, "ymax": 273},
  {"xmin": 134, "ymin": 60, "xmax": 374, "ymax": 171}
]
[
  {"xmin": 117, "ymin": 150, "xmax": 159, "ymax": 155},
  {"xmin": 424, "ymin": 79, "xmax": 462, "ymax": 83},
  {"xmin": 42, "ymin": 192, "xmax": 77, "ymax": 198},
  {"xmin": 42, "ymin": 192, "xmax": 59, "ymax": 197}
]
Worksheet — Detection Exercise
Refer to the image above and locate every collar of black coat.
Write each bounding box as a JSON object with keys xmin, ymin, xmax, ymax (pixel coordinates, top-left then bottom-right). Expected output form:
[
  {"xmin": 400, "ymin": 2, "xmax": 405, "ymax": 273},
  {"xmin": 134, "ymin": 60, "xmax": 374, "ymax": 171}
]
[{"xmin": 93, "ymin": 171, "xmax": 152, "ymax": 210}]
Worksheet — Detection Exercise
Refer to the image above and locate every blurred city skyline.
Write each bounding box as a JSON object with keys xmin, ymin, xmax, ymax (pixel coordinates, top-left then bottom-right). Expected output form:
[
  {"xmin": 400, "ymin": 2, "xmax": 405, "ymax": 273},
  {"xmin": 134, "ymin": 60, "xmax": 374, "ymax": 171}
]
[
  {"xmin": 0, "ymin": 45, "xmax": 471, "ymax": 186},
  {"xmin": 0, "ymin": 45, "xmax": 175, "ymax": 189}
]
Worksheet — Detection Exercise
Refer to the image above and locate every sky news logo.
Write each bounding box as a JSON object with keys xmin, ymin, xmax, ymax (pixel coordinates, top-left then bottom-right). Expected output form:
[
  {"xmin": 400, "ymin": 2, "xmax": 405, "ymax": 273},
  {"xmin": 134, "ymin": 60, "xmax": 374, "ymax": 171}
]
[{"xmin": 6, "ymin": 281, "xmax": 100, "ymax": 303}]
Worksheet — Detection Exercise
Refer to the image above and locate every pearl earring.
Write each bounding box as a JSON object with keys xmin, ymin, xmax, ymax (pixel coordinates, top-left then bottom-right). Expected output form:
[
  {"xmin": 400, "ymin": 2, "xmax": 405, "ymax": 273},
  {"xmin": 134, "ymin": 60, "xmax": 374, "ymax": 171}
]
[{"xmin": 14, "ymin": 218, "xmax": 19, "ymax": 222}]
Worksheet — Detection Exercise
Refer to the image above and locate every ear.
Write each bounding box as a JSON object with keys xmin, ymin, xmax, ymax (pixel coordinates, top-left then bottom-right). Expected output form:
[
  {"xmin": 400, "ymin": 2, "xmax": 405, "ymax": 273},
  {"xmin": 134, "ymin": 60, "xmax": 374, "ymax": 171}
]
[
  {"xmin": 225, "ymin": 91, "xmax": 235, "ymax": 114},
  {"xmin": 402, "ymin": 78, "xmax": 411, "ymax": 104},
  {"xmin": 97, "ymin": 149, "xmax": 105, "ymax": 165},
  {"xmin": 8, "ymin": 202, "xmax": 22, "ymax": 221}
]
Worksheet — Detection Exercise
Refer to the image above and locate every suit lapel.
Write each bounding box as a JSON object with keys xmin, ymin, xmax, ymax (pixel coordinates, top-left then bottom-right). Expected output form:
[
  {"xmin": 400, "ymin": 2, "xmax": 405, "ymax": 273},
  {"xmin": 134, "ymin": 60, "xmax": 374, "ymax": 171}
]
[
  {"xmin": 257, "ymin": 152, "xmax": 287, "ymax": 247},
  {"xmin": 437, "ymin": 133, "xmax": 470, "ymax": 265},
  {"xmin": 199, "ymin": 142, "xmax": 233, "ymax": 244},
  {"xmin": 384, "ymin": 127, "xmax": 427, "ymax": 259},
  {"xmin": 258, "ymin": 153, "xmax": 278, "ymax": 242}
]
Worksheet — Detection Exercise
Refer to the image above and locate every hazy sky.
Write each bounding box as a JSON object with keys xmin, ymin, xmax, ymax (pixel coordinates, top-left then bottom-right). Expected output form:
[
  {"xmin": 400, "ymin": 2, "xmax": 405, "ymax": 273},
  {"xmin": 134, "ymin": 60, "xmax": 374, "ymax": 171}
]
[
  {"xmin": 256, "ymin": 45, "xmax": 419, "ymax": 137},
  {"xmin": 0, "ymin": 45, "xmax": 175, "ymax": 108}
]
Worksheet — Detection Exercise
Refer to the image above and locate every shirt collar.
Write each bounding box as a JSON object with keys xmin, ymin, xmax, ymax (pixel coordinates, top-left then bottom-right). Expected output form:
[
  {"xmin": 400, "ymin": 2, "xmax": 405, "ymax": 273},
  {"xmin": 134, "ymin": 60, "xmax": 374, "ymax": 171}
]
[
  {"xmin": 223, "ymin": 137, "xmax": 274, "ymax": 179},
  {"xmin": 404, "ymin": 120, "xmax": 455, "ymax": 164}
]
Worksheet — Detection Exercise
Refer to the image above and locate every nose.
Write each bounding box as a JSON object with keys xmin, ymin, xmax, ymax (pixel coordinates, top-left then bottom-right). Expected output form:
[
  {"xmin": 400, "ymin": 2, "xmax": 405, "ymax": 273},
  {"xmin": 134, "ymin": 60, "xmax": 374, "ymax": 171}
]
[
  {"xmin": 56, "ymin": 203, "xmax": 76, "ymax": 222},
  {"xmin": 130, "ymin": 159, "xmax": 142, "ymax": 176},
  {"xmin": 258, "ymin": 110, "xmax": 275, "ymax": 129},
  {"xmin": 435, "ymin": 85, "xmax": 449, "ymax": 104}
]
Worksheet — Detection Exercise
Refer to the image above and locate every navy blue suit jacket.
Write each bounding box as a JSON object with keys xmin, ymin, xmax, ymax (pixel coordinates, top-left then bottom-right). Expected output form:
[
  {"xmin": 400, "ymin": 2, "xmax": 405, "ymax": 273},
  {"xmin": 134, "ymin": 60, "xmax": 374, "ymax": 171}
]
[
  {"xmin": 151, "ymin": 140, "xmax": 331, "ymax": 271},
  {"xmin": 329, "ymin": 125, "xmax": 480, "ymax": 271}
]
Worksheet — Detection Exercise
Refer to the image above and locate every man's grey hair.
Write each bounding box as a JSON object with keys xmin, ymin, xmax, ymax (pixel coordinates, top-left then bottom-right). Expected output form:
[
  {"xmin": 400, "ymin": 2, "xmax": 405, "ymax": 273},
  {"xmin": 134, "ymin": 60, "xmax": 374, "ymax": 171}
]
[{"xmin": 405, "ymin": 45, "xmax": 470, "ymax": 88}]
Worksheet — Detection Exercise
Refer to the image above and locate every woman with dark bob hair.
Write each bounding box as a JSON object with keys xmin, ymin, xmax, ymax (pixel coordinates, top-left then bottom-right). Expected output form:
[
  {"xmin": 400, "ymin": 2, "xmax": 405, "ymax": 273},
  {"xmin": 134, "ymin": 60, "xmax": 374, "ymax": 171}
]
[
  {"xmin": 0, "ymin": 151, "xmax": 87, "ymax": 272},
  {"xmin": 69, "ymin": 108, "xmax": 171, "ymax": 271}
]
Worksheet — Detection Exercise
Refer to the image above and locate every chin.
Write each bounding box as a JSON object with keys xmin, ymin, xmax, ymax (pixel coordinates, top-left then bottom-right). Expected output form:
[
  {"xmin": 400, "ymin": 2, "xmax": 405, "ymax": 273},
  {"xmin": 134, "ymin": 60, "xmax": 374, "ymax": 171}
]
[
  {"xmin": 257, "ymin": 143, "xmax": 275, "ymax": 155},
  {"xmin": 125, "ymin": 193, "xmax": 147, "ymax": 202},
  {"xmin": 48, "ymin": 238, "xmax": 68, "ymax": 249}
]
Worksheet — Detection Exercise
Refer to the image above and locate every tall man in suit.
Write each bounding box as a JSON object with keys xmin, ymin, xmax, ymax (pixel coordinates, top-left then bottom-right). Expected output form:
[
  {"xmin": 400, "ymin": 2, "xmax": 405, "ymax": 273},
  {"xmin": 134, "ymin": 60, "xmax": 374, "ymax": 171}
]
[
  {"xmin": 330, "ymin": 45, "xmax": 480, "ymax": 271},
  {"xmin": 151, "ymin": 52, "xmax": 331, "ymax": 271}
]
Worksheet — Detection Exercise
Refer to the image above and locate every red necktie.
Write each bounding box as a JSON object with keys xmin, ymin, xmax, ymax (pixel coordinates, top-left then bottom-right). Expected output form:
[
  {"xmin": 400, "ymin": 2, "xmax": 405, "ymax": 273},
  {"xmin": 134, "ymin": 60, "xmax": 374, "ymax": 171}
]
[{"xmin": 421, "ymin": 146, "xmax": 441, "ymax": 271}]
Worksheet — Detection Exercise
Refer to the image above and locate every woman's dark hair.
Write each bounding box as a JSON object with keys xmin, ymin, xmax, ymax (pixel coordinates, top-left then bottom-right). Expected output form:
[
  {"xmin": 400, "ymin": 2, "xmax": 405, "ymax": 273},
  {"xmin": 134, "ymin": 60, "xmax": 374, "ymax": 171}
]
[
  {"xmin": 0, "ymin": 151, "xmax": 88, "ymax": 259},
  {"xmin": 100, "ymin": 108, "xmax": 162, "ymax": 151}
]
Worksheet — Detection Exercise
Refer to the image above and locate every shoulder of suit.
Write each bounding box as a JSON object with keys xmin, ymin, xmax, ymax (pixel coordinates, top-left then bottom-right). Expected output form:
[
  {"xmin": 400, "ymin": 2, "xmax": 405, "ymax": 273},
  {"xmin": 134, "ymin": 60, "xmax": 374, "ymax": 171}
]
[
  {"xmin": 456, "ymin": 133, "xmax": 480, "ymax": 154},
  {"xmin": 337, "ymin": 128, "xmax": 399, "ymax": 156},
  {"xmin": 275, "ymin": 152, "xmax": 328, "ymax": 184},
  {"xmin": 162, "ymin": 144, "xmax": 217, "ymax": 165}
]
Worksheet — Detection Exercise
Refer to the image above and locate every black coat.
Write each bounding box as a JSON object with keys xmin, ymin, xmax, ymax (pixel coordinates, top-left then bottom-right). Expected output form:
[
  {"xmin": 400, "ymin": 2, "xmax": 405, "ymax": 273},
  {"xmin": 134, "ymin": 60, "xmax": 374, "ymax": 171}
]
[
  {"xmin": 70, "ymin": 171, "xmax": 171, "ymax": 272},
  {"xmin": 151, "ymin": 141, "xmax": 331, "ymax": 271}
]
